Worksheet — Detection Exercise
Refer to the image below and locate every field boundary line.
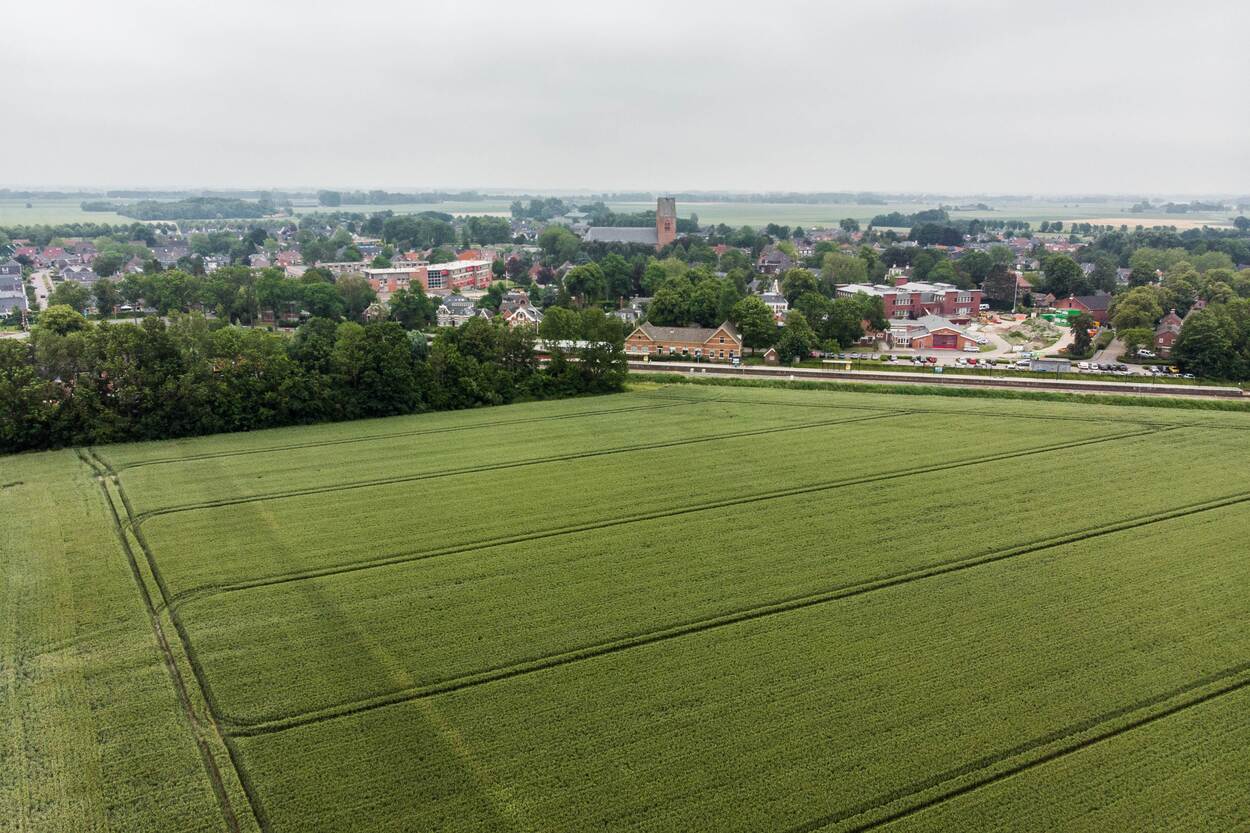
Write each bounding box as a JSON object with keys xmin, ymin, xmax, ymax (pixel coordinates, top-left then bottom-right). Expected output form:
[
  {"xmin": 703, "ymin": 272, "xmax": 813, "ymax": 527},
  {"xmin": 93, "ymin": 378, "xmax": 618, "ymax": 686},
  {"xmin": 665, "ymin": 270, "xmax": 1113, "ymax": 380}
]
[
  {"xmin": 167, "ymin": 425, "xmax": 1157, "ymax": 610},
  {"xmin": 219, "ymin": 479, "xmax": 1250, "ymax": 736},
  {"xmin": 102, "ymin": 397, "xmax": 694, "ymax": 471},
  {"xmin": 132, "ymin": 410, "xmax": 910, "ymax": 522},
  {"xmin": 75, "ymin": 450, "xmax": 257, "ymax": 833},
  {"xmin": 794, "ymin": 662, "xmax": 1250, "ymax": 833}
]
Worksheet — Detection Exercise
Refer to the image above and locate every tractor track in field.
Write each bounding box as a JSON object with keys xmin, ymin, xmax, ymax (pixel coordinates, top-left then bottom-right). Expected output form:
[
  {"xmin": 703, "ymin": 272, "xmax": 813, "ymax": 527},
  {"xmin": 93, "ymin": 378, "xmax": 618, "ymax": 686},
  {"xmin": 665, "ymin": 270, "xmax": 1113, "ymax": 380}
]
[
  {"xmin": 130, "ymin": 410, "xmax": 911, "ymax": 522},
  {"xmin": 163, "ymin": 425, "xmax": 1160, "ymax": 612},
  {"xmin": 217, "ymin": 475, "xmax": 1250, "ymax": 736},
  {"xmin": 646, "ymin": 390, "xmax": 1250, "ymax": 431},
  {"xmin": 793, "ymin": 662, "xmax": 1250, "ymax": 833},
  {"xmin": 76, "ymin": 449, "xmax": 258, "ymax": 833},
  {"xmin": 102, "ymin": 397, "xmax": 696, "ymax": 471}
]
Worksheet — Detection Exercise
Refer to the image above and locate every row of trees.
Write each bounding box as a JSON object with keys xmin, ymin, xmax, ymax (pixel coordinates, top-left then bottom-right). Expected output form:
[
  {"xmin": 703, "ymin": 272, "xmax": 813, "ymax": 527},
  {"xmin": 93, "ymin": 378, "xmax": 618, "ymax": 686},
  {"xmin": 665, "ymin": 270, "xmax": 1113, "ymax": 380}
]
[{"xmin": 0, "ymin": 310, "xmax": 626, "ymax": 454}]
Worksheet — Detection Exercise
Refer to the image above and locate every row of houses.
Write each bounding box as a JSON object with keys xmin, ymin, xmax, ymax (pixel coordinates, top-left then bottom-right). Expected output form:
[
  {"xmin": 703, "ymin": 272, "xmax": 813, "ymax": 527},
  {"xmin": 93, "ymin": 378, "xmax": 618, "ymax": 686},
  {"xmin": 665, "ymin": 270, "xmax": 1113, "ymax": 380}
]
[{"xmin": 0, "ymin": 260, "xmax": 27, "ymax": 317}]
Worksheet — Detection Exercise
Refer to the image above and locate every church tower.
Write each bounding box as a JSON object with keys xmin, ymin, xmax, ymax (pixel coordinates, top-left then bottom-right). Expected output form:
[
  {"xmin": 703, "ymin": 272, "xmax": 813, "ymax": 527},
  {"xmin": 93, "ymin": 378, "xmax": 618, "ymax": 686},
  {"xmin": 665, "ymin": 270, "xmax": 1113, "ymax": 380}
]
[{"xmin": 655, "ymin": 197, "xmax": 677, "ymax": 250}]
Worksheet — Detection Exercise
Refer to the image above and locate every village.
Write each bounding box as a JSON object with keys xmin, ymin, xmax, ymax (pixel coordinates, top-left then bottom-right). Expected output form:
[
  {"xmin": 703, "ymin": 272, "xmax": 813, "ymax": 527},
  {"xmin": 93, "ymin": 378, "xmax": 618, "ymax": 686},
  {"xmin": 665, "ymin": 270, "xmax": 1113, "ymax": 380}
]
[{"xmin": 4, "ymin": 194, "xmax": 1233, "ymax": 384}]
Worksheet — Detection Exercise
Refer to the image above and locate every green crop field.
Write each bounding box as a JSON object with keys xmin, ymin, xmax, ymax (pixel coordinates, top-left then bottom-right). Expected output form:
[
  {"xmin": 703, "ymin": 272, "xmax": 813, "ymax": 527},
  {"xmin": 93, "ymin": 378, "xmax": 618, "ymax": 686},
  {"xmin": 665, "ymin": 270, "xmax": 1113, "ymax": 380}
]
[{"xmin": 6, "ymin": 384, "xmax": 1250, "ymax": 832}]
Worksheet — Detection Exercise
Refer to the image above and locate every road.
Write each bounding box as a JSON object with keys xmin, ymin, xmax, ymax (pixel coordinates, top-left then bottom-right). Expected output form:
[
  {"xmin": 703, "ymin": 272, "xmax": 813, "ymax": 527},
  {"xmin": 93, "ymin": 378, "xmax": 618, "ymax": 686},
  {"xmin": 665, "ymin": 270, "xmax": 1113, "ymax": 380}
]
[
  {"xmin": 1092, "ymin": 335, "xmax": 1124, "ymax": 365},
  {"xmin": 32, "ymin": 269, "xmax": 52, "ymax": 309}
]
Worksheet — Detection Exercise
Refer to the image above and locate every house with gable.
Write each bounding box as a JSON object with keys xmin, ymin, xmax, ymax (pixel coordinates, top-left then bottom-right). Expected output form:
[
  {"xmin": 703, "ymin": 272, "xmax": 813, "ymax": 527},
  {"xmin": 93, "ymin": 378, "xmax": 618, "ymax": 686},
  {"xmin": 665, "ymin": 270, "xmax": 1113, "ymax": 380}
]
[{"xmin": 625, "ymin": 321, "xmax": 743, "ymax": 361}]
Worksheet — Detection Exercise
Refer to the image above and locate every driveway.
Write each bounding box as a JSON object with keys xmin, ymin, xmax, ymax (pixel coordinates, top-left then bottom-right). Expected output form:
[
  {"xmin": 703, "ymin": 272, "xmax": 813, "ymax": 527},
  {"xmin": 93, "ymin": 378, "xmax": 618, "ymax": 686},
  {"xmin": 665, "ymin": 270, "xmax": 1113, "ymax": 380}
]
[{"xmin": 1092, "ymin": 335, "xmax": 1124, "ymax": 365}]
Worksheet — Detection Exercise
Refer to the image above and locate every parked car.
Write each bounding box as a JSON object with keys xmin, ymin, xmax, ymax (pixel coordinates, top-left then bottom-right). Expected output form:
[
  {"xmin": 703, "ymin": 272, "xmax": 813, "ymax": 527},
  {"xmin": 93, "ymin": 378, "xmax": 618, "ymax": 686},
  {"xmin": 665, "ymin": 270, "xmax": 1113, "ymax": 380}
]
[{"xmin": 1137, "ymin": 349, "xmax": 1157, "ymax": 358}]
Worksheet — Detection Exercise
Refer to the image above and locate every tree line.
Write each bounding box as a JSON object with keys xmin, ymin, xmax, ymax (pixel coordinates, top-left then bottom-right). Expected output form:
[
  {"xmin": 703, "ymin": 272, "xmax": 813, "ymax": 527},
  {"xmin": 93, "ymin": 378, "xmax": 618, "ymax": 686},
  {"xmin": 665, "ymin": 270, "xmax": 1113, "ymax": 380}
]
[{"xmin": 0, "ymin": 309, "xmax": 626, "ymax": 454}]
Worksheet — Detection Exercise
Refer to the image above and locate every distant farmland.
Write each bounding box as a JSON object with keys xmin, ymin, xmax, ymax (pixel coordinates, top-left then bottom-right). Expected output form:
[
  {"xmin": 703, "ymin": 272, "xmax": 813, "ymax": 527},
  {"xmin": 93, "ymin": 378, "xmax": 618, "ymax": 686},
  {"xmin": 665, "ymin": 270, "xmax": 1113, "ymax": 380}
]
[
  {"xmin": 6, "ymin": 384, "xmax": 1250, "ymax": 832},
  {"xmin": 3, "ymin": 195, "xmax": 1238, "ymax": 230}
]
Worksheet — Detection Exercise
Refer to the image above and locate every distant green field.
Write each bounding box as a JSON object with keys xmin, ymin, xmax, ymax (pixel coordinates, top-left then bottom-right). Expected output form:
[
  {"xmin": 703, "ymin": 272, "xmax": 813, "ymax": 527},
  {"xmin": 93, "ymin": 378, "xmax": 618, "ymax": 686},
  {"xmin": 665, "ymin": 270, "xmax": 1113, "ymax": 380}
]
[
  {"xmin": 290, "ymin": 200, "xmax": 514, "ymax": 218},
  {"xmin": 0, "ymin": 198, "xmax": 133, "ymax": 226},
  {"xmin": 5, "ymin": 196, "xmax": 1237, "ymax": 230},
  {"xmin": 9, "ymin": 384, "xmax": 1250, "ymax": 831}
]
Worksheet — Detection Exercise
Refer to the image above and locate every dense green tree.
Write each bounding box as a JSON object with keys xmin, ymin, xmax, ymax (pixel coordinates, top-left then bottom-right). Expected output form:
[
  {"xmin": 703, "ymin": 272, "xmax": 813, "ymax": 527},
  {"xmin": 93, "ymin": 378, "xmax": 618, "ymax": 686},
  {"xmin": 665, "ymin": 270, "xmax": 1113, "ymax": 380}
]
[
  {"xmin": 981, "ymin": 263, "xmax": 1017, "ymax": 308},
  {"xmin": 820, "ymin": 252, "xmax": 868, "ymax": 286},
  {"xmin": 562, "ymin": 263, "xmax": 607, "ymax": 306},
  {"xmin": 93, "ymin": 251, "xmax": 125, "ymax": 277},
  {"xmin": 1118, "ymin": 327, "xmax": 1154, "ymax": 357},
  {"xmin": 1111, "ymin": 286, "xmax": 1164, "ymax": 331},
  {"xmin": 92, "ymin": 280, "xmax": 120, "ymax": 315},
  {"xmin": 775, "ymin": 310, "xmax": 816, "ymax": 362},
  {"xmin": 49, "ymin": 281, "xmax": 91, "ymax": 313},
  {"xmin": 781, "ymin": 268, "xmax": 819, "ymax": 304},
  {"xmin": 1070, "ymin": 311, "xmax": 1095, "ymax": 355},
  {"xmin": 37, "ymin": 304, "xmax": 88, "ymax": 335},
  {"xmin": 1173, "ymin": 309, "xmax": 1236, "ymax": 378},
  {"xmin": 538, "ymin": 226, "xmax": 580, "ymax": 262},
  {"xmin": 729, "ymin": 296, "xmax": 776, "ymax": 352},
  {"xmin": 646, "ymin": 279, "xmax": 692, "ymax": 327},
  {"xmin": 1041, "ymin": 254, "xmax": 1088, "ymax": 297},
  {"xmin": 957, "ymin": 250, "xmax": 992, "ymax": 285},
  {"xmin": 336, "ymin": 274, "xmax": 377, "ymax": 321},
  {"xmin": 387, "ymin": 287, "xmax": 437, "ymax": 330},
  {"xmin": 538, "ymin": 306, "xmax": 582, "ymax": 340},
  {"xmin": 688, "ymin": 278, "xmax": 725, "ymax": 328}
]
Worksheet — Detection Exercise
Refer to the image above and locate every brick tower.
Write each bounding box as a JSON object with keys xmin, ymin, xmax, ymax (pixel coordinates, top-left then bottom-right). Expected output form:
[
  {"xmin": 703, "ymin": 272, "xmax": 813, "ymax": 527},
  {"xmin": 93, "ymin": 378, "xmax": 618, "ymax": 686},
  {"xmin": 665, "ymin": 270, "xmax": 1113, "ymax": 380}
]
[{"xmin": 655, "ymin": 197, "xmax": 677, "ymax": 250}]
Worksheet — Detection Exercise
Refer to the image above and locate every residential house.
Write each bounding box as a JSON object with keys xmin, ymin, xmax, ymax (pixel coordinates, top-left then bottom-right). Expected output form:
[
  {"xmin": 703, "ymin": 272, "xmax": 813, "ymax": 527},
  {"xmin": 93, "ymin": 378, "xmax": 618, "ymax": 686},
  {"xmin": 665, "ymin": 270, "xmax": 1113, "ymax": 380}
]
[
  {"xmin": 1154, "ymin": 309, "xmax": 1184, "ymax": 356},
  {"xmin": 759, "ymin": 279, "xmax": 788, "ymax": 322},
  {"xmin": 0, "ymin": 272, "xmax": 28, "ymax": 317},
  {"xmin": 624, "ymin": 321, "xmax": 743, "ymax": 361},
  {"xmin": 756, "ymin": 245, "xmax": 793, "ymax": 275},
  {"xmin": 1053, "ymin": 293, "xmax": 1112, "ymax": 324},
  {"xmin": 436, "ymin": 294, "xmax": 485, "ymax": 327},
  {"xmin": 610, "ymin": 306, "xmax": 642, "ymax": 326},
  {"xmin": 152, "ymin": 242, "xmax": 190, "ymax": 267},
  {"xmin": 61, "ymin": 265, "xmax": 101, "ymax": 285},
  {"xmin": 0, "ymin": 259, "xmax": 22, "ymax": 280},
  {"xmin": 498, "ymin": 289, "xmax": 531, "ymax": 316},
  {"xmin": 503, "ymin": 304, "xmax": 544, "ymax": 328}
]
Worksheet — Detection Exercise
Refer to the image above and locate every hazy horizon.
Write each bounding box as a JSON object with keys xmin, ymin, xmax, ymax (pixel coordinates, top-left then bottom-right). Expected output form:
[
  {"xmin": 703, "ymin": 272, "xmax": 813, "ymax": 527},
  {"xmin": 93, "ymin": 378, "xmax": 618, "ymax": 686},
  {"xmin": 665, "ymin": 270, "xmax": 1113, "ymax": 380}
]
[{"xmin": 7, "ymin": 0, "xmax": 1248, "ymax": 194}]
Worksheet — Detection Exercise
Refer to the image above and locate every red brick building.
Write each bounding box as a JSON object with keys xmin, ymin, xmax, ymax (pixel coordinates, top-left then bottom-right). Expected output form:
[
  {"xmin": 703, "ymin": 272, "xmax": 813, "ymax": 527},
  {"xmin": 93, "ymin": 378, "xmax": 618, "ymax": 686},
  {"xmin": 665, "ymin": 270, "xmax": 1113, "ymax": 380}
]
[
  {"xmin": 837, "ymin": 280, "xmax": 981, "ymax": 323},
  {"xmin": 889, "ymin": 315, "xmax": 979, "ymax": 350},
  {"xmin": 1154, "ymin": 309, "xmax": 1183, "ymax": 355},
  {"xmin": 1054, "ymin": 293, "xmax": 1112, "ymax": 323},
  {"xmin": 625, "ymin": 322, "xmax": 743, "ymax": 361}
]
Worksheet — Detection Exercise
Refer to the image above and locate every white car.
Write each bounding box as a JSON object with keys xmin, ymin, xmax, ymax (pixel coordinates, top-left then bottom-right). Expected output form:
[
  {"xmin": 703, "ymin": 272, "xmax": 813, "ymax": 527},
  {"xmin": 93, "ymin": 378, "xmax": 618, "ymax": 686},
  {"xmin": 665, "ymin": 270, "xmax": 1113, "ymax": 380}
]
[{"xmin": 962, "ymin": 345, "xmax": 979, "ymax": 353}]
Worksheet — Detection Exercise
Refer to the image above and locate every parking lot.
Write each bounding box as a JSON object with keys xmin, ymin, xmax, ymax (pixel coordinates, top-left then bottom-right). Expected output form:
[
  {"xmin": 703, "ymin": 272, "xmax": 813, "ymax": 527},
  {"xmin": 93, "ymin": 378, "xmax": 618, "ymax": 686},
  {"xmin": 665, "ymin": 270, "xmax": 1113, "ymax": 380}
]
[{"xmin": 827, "ymin": 351, "xmax": 1193, "ymax": 378}]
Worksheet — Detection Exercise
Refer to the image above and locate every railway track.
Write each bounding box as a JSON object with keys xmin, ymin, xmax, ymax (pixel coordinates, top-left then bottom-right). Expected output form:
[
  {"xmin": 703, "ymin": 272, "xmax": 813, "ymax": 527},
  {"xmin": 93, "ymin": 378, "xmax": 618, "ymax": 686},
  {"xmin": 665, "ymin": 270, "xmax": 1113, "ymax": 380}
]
[{"xmin": 629, "ymin": 361, "xmax": 1247, "ymax": 398}]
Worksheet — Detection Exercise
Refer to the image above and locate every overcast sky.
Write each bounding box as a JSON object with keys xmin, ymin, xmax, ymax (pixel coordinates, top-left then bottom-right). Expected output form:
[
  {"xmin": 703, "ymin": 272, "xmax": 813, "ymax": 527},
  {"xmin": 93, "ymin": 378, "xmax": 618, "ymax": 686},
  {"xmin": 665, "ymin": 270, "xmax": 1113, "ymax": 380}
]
[{"xmin": 6, "ymin": 0, "xmax": 1247, "ymax": 195}]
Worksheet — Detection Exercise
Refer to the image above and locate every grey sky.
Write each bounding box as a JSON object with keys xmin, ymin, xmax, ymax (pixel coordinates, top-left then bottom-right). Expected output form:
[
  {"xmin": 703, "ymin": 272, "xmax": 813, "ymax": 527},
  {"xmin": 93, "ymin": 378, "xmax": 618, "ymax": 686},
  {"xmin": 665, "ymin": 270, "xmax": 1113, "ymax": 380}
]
[{"xmin": 6, "ymin": 0, "xmax": 1248, "ymax": 194}]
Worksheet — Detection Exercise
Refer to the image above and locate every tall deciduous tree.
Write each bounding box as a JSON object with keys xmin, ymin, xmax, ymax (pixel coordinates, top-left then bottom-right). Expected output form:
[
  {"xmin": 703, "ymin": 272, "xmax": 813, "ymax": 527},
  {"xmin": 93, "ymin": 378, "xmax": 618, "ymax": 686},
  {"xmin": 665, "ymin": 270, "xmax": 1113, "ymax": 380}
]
[{"xmin": 729, "ymin": 296, "xmax": 776, "ymax": 352}]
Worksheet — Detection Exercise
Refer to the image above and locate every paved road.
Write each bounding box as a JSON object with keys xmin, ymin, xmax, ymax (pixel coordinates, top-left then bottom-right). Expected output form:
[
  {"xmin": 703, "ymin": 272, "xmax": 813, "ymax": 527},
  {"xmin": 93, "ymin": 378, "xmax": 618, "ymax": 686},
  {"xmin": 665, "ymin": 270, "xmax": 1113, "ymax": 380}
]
[
  {"xmin": 33, "ymin": 269, "xmax": 51, "ymax": 309},
  {"xmin": 1092, "ymin": 336, "xmax": 1124, "ymax": 365}
]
